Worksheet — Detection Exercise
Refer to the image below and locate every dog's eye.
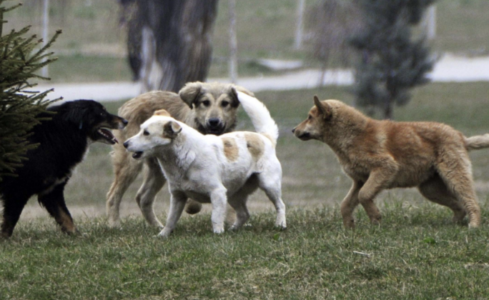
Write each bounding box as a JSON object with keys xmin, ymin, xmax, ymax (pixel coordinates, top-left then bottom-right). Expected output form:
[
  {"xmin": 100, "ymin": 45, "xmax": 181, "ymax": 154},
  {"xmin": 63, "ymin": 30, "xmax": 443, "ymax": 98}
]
[
  {"xmin": 308, "ymin": 115, "xmax": 313, "ymax": 120},
  {"xmin": 143, "ymin": 130, "xmax": 149, "ymax": 136},
  {"xmin": 202, "ymin": 100, "xmax": 210, "ymax": 107},
  {"xmin": 221, "ymin": 101, "xmax": 229, "ymax": 108}
]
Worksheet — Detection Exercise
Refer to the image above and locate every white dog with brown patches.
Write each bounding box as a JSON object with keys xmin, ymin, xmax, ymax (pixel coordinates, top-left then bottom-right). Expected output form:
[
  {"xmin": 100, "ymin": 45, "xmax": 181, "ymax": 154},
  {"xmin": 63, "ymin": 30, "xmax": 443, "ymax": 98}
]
[{"xmin": 123, "ymin": 92, "xmax": 286, "ymax": 237}]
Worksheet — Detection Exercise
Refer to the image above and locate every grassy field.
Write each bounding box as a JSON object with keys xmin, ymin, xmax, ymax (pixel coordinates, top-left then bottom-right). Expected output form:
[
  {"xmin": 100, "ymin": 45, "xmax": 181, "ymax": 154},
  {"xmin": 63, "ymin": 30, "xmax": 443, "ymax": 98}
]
[
  {"xmin": 2, "ymin": 82, "xmax": 489, "ymax": 298},
  {"xmin": 3, "ymin": 1, "xmax": 489, "ymax": 298},
  {"xmin": 4, "ymin": 0, "xmax": 489, "ymax": 82},
  {"xmin": 2, "ymin": 207, "xmax": 489, "ymax": 299}
]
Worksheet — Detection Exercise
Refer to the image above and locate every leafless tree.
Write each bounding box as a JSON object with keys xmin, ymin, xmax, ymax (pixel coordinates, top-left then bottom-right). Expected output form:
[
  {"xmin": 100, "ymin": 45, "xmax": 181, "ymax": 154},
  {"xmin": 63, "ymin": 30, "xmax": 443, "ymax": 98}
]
[
  {"xmin": 119, "ymin": 0, "xmax": 219, "ymax": 92},
  {"xmin": 307, "ymin": 0, "xmax": 362, "ymax": 85}
]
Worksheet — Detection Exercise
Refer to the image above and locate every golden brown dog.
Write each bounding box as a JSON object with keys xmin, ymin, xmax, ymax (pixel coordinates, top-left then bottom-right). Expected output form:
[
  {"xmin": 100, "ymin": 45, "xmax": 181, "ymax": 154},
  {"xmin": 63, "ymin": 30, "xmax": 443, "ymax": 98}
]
[
  {"xmin": 293, "ymin": 96, "xmax": 489, "ymax": 228},
  {"xmin": 106, "ymin": 82, "xmax": 253, "ymax": 228}
]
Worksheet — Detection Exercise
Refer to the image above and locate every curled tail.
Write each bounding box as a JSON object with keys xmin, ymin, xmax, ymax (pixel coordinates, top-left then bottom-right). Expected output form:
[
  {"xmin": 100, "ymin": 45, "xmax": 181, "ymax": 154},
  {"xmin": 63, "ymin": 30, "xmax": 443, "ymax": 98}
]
[
  {"xmin": 465, "ymin": 133, "xmax": 489, "ymax": 151},
  {"xmin": 236, "ymin": 91, "xmax": 279, "ymax": 144}
]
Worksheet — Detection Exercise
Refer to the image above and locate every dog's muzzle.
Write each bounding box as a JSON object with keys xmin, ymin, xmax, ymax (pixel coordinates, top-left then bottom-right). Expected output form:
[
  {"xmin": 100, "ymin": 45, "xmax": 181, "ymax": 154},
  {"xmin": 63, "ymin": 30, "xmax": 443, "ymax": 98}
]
[
  {"xmin": 292, "ymin": 128, "xmax": 311, "ymax": 140},
  {"xmin": 123, "ymin": 140, "xmax": 143, "ymax": 159},
  {"xmin": 206, "ymin": 118, "xmax": 225, "ymax": 135}
]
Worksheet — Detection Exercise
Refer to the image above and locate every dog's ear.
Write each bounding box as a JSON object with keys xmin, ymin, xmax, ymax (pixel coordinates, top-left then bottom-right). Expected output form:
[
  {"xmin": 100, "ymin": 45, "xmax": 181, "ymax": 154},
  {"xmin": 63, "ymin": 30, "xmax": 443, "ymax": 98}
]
[
  {"xmin": 154, "ymin": 109, "xmax": 171, "ymax": 117},
  {"xmin": 313, "ymin": 96, "xmax": 332, "ymax": 120},
  {"xmin": 228, "ymin": 86, "xmax": 241, "ymax": 108},
  {"xmin": 179, "ymin": 82, "xmax": 203, "ymax": 108},
  {"xmin": 230, "ymin": 84, "xmax": 254, "ymax": 108},
  {"xmin": 163, "ymin": 121, "xmax": 182, "ymax": 139}
]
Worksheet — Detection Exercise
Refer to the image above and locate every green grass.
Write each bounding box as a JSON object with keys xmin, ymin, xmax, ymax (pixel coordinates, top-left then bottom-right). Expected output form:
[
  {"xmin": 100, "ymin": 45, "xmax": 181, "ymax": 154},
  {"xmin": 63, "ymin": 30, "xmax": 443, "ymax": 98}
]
[
  {"xmin": 48, "ymin": 55, "xmax": 130, "ymax": 83},
  {"xmin": 4, "ymin": 0, "xmax": 489, "ymax": 82},
  {"xmin": 2, "ymin": 206, "xmax": 489, "ymax": 299}
]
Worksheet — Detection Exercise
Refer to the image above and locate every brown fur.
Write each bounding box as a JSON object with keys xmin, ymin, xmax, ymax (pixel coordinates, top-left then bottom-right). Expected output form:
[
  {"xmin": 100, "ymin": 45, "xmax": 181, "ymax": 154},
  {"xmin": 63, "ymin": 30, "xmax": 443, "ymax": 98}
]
[
  {"xmin": 106, "ymin": 82, "xmax": 254, "ymax": 228},
  {"xmin": 154, "ymin": 109, "xmax": 171, "ymax": 117},
  {"xmin": 244, "ymin": 133, "xmax": 265, "ymax": 160},
  {"xmin": 222, "ymin": 137, "xmax": 239, "ymax": 162},
  {"xmin": 293, "ymin": 96, "xmax": 489, "ymax": 228}
]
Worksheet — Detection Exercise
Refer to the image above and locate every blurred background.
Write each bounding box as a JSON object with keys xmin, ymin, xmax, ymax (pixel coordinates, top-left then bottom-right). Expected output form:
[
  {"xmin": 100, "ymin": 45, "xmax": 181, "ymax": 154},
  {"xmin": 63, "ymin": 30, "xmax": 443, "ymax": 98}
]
[{"xmin": 6, "ymin": 0, "xmax": 489, "ymax": 85}]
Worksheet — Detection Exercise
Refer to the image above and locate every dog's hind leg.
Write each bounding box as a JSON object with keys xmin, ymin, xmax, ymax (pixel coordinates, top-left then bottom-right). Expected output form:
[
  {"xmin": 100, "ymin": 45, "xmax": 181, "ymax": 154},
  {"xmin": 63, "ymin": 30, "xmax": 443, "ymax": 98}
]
[
  {"xmin": 418, "ymin": 174, "xmax": 466, "ymax": 224},
  {"xmin": 136, "ymin": 158, "xmax": 166, "ymax": 228},
  {"xmin": 340, "ymin": 181, "xmax": 362, "ymax": 229},
  {"xmin": 436, "ymin": 151, "xmax": 481, "ymax": 228},
  {"xmin": 228, "ymin": 193, "xmax": 250, "ymax": 230},
  {"xmin": 106, "ymin": 153, "xmax": 143, "ymax": 227},
  {"xmin": 39, "ymin": 183, "xmax": 76, "ymax": 234},
  {"xmin": 257, "ymin": 170, "xmax": 287, "ymax": 229},
  {"xmin": 1, "ymin": 193, "xmax": 30, "ymax": 238}
]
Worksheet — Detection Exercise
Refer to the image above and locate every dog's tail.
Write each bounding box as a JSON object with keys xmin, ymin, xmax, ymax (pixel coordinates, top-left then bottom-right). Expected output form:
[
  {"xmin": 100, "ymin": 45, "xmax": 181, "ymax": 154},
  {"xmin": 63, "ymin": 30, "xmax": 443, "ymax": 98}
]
[
  {"xmin": 237, "ymin": 91, "xmax": 279, "ymax": 144},
  {"xmin": 465, "ymin": 133, "xmax": 489, "ymax": 151}
]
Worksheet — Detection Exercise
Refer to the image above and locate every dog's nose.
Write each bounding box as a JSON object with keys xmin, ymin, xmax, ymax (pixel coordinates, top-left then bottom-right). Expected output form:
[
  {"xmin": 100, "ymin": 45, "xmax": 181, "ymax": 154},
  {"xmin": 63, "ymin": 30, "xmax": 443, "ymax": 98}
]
[
  {"xmin": 208, "ymin": 118, "xmax": 220, "ymax": 128},
  {"xmin": 292, "ymin": 128, "xmax": 295, "ymax": 133},
  {"xmin": 123, "ymin": 141, "xmax": 129, "ymax": 149}
]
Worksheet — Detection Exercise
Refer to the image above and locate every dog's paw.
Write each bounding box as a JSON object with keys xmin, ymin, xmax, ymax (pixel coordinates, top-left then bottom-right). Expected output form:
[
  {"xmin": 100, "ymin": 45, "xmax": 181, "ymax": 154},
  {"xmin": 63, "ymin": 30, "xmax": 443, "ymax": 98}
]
[
  {"xmin": 213, "ymin": 226, "xmax": 225, "ymax": 234},
  {"xmin": 185, "ymin": 200, "xmax": 203, "ymax": 215},
  {"xmin": 275, "ymin": 223, "xmax": 287, "ymax": 231},
  {"xmin": 107, "ymin": 219, "xmax": 121, "ymax": 229},
  {"xmin": 276, "ymin": 215, "xmax": 287, "ymax": 230},
  {"xmin": 157, "ymin": 228, "xmax": 172, "ymax": 238}
]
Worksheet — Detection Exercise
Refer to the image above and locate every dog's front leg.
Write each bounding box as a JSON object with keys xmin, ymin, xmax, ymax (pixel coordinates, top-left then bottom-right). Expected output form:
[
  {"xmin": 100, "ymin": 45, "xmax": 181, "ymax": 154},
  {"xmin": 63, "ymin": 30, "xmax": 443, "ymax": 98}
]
[
  {"xmin": 158, "ymin": 192, "xmax": 187, "ymax": 238},
  {"xmin": 210, "ymin": 187, "xmax": 228, "ymax": 234},
  {"xmin": 358, "ymin": 167, "xmax": 396, "ymax": 225}
]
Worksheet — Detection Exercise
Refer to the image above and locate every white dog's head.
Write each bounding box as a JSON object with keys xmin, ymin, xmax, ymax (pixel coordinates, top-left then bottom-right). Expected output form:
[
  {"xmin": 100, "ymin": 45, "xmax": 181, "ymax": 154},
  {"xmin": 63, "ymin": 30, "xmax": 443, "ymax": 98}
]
[{"xmin": 123, "ymin": 109, "xmax": 182, "ymax": 159}]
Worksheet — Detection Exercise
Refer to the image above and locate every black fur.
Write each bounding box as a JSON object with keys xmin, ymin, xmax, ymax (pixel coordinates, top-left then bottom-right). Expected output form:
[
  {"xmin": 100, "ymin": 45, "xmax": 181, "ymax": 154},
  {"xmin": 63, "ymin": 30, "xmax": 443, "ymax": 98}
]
[{"xmin": 0, "ymin": 100, "xmax": 127, "ymax": 238}]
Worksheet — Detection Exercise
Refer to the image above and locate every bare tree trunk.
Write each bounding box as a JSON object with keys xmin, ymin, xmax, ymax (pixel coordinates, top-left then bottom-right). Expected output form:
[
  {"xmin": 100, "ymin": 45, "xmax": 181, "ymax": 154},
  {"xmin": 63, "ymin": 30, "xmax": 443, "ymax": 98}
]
[
  {"xmin": 121, "ymin": 0, "xmax": 219, "ymax": 93},
  {"xmin": 385, "ymin": 79, "xmax": 395, "ymax": 119},
  {"xmin": 384, "ymin": 99, "xmax": 393, "ymax": 120},
  {"xmin": 228, "ymin": 0, "xmax": 238, "ymax": 83},
  {"xmin": 294, "ymin": 0, "xmax": 305, "ymax": 50}
]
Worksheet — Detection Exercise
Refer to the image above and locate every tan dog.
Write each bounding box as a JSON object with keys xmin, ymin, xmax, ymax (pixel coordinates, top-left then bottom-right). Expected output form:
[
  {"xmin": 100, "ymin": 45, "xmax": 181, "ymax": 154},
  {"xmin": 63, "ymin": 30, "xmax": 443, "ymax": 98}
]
[
  {"xmin": 293, "ymin": 96, "xmax": 489, "ymax": 228},
  {"xmin": 106, "ymin": 82, "xmax": 253, "ymax": 228}
]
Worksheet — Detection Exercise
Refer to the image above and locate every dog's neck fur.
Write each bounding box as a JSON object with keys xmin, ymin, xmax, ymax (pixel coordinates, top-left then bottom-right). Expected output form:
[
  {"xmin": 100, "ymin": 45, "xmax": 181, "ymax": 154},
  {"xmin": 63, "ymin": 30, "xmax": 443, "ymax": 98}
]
[
  {"xmin": 153, "ymin": 124, "xmax": 203, "ymax": 180},
  {"xmin": 322, "ymin": 106, "xmax": 372, "ymax": 160}
]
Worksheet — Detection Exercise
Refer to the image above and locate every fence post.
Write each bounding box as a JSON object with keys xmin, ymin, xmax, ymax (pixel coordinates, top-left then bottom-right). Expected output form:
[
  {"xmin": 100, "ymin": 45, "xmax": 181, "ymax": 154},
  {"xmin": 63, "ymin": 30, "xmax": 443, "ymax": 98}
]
[
  {"xmin": 41, "ymin": 0, "xmax": 49, "ymax": 77},
  {"xmin": 425, "ymin": 5, "xmax": 436, "ymax": 40},
  {"xmin": 228, "ymin": 0, "xmax": 238, "ymax": 83}
]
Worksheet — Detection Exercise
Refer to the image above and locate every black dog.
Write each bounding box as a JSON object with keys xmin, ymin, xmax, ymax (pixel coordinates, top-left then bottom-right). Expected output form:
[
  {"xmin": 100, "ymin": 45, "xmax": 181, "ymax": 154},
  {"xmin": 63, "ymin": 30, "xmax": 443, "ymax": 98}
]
[{"xmin": 0, "ymin": 100, "xmax": 127, "ymax": 238}]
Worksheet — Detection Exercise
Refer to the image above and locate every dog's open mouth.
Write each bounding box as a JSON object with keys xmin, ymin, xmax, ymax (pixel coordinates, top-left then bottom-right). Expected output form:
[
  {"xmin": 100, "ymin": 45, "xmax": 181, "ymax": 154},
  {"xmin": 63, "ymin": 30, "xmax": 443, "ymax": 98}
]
[
  {"xmin": 207, "ymin": 129, "xmax": 222, "ymax": 135},
  {"xmin": 297, "ymin": 132, "xmax": 311, "ymax": 140},
  {"xmin": 132, "ymin": 151, "xmax": 143, "ymax": 159},
  {"xmin": 201, "ymin": 125, "xmax": 226, "ymax": 135},
  {"xmin": 97, "ymin": 127, "xmax": 119, "ymax": 144},
  {"xmin": 198, "ymin": 122, "xmax": 226, "ymax": 136}
]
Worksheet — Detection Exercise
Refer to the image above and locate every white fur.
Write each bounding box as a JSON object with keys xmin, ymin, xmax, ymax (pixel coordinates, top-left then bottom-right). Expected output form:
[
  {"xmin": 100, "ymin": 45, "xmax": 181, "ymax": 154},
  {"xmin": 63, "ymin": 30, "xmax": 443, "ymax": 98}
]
[
  {"xmin": 236, "ymin": 91, "xmax": 279, "ymax": 141},
  {"xmin": 124, "ymin": 95, "xmax": 286, "ymax": 237}
]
